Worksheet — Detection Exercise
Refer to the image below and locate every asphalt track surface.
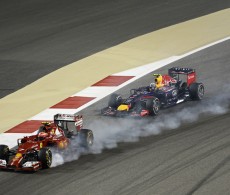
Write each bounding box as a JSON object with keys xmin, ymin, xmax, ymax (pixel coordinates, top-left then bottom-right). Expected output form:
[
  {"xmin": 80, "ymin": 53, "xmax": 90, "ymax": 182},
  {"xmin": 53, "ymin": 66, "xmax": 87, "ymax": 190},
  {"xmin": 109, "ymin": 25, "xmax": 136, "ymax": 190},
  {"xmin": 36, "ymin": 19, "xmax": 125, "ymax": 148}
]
[
  {"xmin": 0, "ymin": 1, "xmax": 230, "ymax": 195},
  {"xmin": 0, "ymin": 0, "xmax": 229, "ymax": 98},
  {"xmin": 0, "ymin": 38, "xmax": 230, "ymax": 195}
]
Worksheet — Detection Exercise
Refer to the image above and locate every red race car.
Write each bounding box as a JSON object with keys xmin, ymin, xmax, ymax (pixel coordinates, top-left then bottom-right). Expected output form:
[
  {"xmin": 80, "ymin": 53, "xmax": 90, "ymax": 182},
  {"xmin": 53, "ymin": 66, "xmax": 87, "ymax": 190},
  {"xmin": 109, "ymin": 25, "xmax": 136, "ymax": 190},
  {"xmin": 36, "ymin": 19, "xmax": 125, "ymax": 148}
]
[{"xmin": 0, "ymin": 113, "xmax": 94, "ymax": 172}]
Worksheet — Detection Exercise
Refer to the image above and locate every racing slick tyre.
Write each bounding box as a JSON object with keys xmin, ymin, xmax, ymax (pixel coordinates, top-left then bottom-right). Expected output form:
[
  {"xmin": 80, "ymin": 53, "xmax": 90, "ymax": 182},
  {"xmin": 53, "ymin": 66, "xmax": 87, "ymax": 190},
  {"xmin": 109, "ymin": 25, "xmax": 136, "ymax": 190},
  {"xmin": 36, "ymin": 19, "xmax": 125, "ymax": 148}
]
[
  {"xmin": 108, "ymin": 93, "xmax": 122, "ymax": 108},
  {"xmin": 189, "ymin": 83, "xmax": 204, "ymax": 100},
  {"xmin": 78, "ymin": 129, "xmax": 94, "ymax": 149},
  {"xmin": 146, "ymin": 97, "xmax": 160, "ymax": 116},
  {"xmin": 38, "ymin": 147, "xmax": 52, "ymax": 169},
  {"xmin": 0, "ymin": 145, "xmax": 9, "ymax": 162}
]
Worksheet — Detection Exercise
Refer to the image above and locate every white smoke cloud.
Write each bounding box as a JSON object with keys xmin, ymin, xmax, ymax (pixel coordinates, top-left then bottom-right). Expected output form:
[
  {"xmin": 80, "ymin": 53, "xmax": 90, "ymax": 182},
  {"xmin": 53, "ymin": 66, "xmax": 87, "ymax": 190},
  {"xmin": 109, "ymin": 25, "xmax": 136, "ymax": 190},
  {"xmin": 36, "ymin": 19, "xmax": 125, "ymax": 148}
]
[
  {"xmin": 51, "ymin": 145, "xmax": 87, "ymax": 167},
  {"xmin": 51, "ymin": 86, "xmax": 230, "ymax": 167}
]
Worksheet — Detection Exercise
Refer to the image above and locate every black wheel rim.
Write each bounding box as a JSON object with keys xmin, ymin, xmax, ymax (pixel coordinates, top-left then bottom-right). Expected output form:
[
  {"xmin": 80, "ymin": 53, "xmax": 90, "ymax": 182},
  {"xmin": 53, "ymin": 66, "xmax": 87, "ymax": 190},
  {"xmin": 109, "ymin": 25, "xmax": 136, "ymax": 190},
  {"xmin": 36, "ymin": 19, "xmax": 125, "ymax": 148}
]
[{"xmin": 153, "ymin": 99, "xmax": 160, "ymax": 113}]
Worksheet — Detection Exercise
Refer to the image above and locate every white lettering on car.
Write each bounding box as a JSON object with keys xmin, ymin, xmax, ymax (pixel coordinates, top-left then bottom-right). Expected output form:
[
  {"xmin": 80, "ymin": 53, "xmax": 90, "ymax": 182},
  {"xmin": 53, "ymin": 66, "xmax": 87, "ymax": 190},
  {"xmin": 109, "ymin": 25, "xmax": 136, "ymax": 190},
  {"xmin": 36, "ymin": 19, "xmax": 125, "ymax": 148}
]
[
  {"xmin": 188, "ymin": 75, "xmax": 195, "ymax": 79},
  {"xmin": 172, "ymin": 90, "xmax": 177, "ymax": 97}
]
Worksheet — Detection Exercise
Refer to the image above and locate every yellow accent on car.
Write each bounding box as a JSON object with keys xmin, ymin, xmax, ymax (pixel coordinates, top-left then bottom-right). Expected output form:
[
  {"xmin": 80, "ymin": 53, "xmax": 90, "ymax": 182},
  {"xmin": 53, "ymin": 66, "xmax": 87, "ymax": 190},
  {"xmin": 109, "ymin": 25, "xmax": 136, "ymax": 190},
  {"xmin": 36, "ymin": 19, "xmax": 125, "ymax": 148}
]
[
  {"xmin": 117, "ymin": 104, "xmax": 129, "ymax": 111},
  {"xmin": 15, "ymin": 153, "xmax": 22, "ymax": 158},
  {"xmin": 40, "ymin": 142, "xmax": 43, "ymax": 148},
  {"xmin": 155, "ymin": 74, "xmax": 164, "ymax": 88},
  {"xmin": 58, "ymin": 141, "xmax": 65, "ymax": 149},
  {"xmin": 42, "ymin": 121, "xmax": 51, "ymax": 125}
]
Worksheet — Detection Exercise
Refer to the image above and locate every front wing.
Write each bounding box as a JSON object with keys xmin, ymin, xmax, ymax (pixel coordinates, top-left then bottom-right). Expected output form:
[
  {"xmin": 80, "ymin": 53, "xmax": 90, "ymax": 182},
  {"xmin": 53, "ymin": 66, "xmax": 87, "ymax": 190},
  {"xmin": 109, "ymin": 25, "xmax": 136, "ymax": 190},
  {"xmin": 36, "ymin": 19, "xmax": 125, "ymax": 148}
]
[
  {"xmin": 0, "ymin": 159, "xmax": 42, "ymax": 171},
  {"xmin": 101, "ymin": 107, "xmax": 150, "ymax": 117}
]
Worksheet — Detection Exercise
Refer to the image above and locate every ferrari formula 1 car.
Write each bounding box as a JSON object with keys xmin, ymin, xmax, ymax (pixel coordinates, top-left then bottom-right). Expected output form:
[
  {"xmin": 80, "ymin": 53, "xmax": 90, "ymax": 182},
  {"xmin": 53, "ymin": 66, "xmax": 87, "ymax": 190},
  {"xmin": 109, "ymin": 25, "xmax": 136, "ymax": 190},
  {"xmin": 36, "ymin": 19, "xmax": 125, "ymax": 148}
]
[
  {"xmin": 101, "ymin": 67, "xmax": 204, "ymax": 117},
  {"xmin": 0, "ymin": 113, "xmax": 94, "ymax": 172}
]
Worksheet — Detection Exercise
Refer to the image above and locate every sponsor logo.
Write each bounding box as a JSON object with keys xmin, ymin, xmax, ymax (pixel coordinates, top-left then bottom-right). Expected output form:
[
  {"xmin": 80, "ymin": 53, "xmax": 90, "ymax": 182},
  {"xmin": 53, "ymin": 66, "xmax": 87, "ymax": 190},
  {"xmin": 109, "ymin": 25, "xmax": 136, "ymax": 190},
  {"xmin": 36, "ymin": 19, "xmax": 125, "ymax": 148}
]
[
  {"xmin": 0, "ymin": 159, "xmax": 7, "ymax": 166},
  {"xmin": 140, "ymin": 110, "xmax": 149, "ymax": 116},
  {"xmin": 56, "ymin": 114, "xmax": 76, "ymax": 121},
  {"xmin": 75, "ymin": 120, "xmax": 83, "ymax": 126},
  {"xmin": 188, "ymin": 74, "xmax": 195, "ymax": 80},
  {"xmin": 171, "ymin": 79, "xmax": 177, "ymax": 83},
  {"xmin": 172, "ymin": 90, "xmax": 177, "ymax": 97},
  {"xmin": 15, "ymin": 153, "xmax": 22, "ymax": 158},
  {"xmin": 60, "ymin": 114, "xmax": 73, "ymax": 118}
]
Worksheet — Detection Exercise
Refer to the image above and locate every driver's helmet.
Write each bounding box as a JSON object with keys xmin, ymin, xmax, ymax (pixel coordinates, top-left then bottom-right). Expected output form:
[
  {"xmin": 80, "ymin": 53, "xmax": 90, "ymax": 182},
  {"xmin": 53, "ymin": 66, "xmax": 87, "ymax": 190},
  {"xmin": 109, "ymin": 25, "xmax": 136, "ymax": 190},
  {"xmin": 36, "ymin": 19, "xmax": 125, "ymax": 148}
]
[
  {"xmin": 136, "ymin": 90, "xmax": 141, "ymax": 95},
  {"xmin": 154, "ymin": 75, "xmax": 164, "ymax": 88},
  {"xmin": 149, "ymin": 82, "xmax": 156, "ymax": 90},
  {"xmin": 42, "ymin": 122, "xmax": 52, "ymax": 131},
  {"xmin": 38, "ymin": 132, "xmax": 48, "ymax": 140}
]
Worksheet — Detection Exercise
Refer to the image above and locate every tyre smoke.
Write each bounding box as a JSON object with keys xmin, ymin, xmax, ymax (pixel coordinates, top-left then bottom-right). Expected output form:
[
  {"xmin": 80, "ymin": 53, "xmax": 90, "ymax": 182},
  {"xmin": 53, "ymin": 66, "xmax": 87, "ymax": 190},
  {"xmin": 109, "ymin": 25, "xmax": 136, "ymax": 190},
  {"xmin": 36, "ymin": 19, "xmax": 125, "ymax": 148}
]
[
  {"xmin": 51, "ymin": 86, "xmax": 230, "ymax": 167},
  {"xmin": 90, "ymin": 87, "xmax": 230, "ymax": 153}
]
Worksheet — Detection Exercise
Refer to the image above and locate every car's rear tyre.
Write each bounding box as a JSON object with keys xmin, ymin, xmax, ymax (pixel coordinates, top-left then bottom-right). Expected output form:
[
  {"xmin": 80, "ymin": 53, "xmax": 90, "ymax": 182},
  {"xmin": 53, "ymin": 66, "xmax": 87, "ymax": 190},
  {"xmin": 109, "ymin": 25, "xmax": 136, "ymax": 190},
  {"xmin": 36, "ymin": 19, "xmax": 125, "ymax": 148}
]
[
  {"xmin": 189, "ymin": 83, "xmax": 204, "ymax": 100},
  {"xmin": 78, "ymin": 129, "xmax": 94, "ymax": 148},
  {"xmin": 146, "ymin": 97, "xmax": 160, "ymax": 116},
  {"xmin": 0, "ymin": 145, "xmax": 9, "ymax": 162},
  {"xmin": 108, "ymin": 93, "xmax": 122, "ymax": 108},
  {"xmin": 38, "ymin": 147, "xmax": 52, "ymax": 169}
]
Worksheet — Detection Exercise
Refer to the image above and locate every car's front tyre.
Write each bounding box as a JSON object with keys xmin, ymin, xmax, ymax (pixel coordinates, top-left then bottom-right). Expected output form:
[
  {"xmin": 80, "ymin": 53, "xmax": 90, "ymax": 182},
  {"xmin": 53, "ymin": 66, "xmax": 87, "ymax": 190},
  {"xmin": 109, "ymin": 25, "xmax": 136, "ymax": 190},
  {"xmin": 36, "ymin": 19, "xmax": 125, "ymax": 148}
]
[
  {"xmin": 38, "ymin": 147, "xmax": 52, "ymax": 169},
  {"xmin": 108, "ymin": 93, "xmax": 122, "ymax": 108},
  {"xmin": 0, "ymin": 145, "xmax": 9, "ymax": 162},
  {"xmin": 146, "ymin": 97, "xmax": 160, "ymax": 116}
]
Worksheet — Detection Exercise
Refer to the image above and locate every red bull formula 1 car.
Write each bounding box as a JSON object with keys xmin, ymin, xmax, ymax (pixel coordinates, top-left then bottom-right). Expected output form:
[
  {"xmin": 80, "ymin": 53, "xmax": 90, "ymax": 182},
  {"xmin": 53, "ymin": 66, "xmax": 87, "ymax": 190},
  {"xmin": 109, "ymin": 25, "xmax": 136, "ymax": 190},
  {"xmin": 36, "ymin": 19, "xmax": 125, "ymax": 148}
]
[
  {"xmin": 0, "ymin": 113, "xmax": 93, "ymax": 172},
  {"xmin": 101, "ymin": 67, "xmax": 204, "ymax": 117}
]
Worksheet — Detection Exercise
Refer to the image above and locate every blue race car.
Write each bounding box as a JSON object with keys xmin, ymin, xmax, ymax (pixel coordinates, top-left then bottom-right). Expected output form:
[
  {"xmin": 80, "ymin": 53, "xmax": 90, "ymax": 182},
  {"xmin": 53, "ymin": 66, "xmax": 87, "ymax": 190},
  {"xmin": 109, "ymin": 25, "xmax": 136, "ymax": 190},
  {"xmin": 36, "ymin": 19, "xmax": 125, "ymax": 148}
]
[{"xmin": 101, "ymin": 67, "xmax": 204, "ymax": 117}]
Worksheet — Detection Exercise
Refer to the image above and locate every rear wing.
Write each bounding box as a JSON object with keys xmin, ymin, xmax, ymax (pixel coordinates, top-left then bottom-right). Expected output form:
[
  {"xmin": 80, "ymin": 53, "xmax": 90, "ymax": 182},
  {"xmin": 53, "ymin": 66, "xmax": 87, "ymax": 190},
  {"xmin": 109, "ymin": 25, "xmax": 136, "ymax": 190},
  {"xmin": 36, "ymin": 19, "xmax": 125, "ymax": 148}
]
[
  {"xmin": 168, "ymin": 67, "xmax": 195, "ymax": 75},
  {"xmin": 54, "ymin": 113, "xmax": 82, "ymax": 122},
  {"xmin": 168, "ymin": 67, "xmax": 196, "ymax": 86},
  {"xmin": 54, "ymin": 113, "xmax": 83, "ymax": 131}
]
